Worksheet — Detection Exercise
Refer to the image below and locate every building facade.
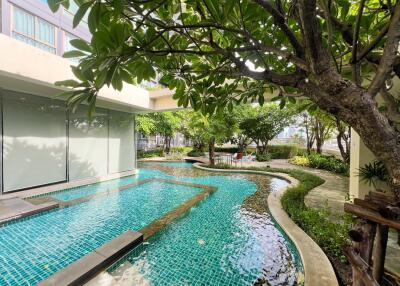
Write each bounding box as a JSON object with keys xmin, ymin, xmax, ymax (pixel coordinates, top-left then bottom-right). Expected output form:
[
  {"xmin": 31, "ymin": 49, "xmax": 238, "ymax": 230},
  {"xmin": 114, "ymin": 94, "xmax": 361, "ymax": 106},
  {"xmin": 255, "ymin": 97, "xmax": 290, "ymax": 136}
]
[{"xmin": 0, "ymin": 0, "xmax": 175, "ymax": 194}]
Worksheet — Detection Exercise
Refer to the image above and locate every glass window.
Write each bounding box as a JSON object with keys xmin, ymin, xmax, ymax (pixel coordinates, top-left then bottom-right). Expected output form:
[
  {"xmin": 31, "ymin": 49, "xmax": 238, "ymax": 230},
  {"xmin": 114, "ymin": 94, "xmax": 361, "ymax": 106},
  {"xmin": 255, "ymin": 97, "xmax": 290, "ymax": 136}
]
[
  {"xmin": 64, "ymin": 32, "xmax": 84, "ymax": 63},
  {"xmin": 12, "ymin": 6, "xmax": 56, "ymax": 54},
  {"xmin": 64, "ymin": 0, "xmax": 88, "ymax": 26}
]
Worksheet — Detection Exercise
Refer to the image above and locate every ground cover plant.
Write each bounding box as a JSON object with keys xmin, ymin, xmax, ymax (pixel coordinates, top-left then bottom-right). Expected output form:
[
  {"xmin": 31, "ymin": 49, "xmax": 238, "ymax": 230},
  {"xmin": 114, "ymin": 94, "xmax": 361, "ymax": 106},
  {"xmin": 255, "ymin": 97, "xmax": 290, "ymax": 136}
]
[{"xmin": 289, "ymin": 154, "xmax": 350, "ymax": 175}]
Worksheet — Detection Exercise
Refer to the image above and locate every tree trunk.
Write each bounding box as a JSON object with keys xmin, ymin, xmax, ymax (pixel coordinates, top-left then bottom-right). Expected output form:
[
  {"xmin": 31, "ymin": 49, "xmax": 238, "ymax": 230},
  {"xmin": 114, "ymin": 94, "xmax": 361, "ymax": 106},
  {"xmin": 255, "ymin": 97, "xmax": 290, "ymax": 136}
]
[
  {"xmin": 315, "ymin": 137, "xmax": 323, "ymax": 154},
  {"xmin": 336, "ymin": 120, "xmax": 351, "ymax": 164},
  {"xmin": 208, "ymin": 137, "xmax": 216, "ymax": 166},
  {"xmin": 298, "ymin": 69, "xmax": 400, "ymax": 199},
  {"xmin": 164, "ymin": 136, "xmax": 171, "ymax": 154}
]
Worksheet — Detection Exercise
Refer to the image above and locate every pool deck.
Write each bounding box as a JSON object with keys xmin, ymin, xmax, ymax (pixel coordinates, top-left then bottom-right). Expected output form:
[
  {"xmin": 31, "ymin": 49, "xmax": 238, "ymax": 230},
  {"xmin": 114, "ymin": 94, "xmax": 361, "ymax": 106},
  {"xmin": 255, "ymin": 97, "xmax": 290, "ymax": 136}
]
[{"xmin": 0, "ymin": 197, "xmax": 58, "ymax": 225}]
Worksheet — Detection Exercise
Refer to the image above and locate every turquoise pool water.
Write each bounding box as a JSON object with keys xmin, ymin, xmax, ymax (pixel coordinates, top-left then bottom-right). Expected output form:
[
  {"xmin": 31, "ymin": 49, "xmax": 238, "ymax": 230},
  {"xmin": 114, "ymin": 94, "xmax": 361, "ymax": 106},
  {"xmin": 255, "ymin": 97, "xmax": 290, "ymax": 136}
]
[
  {"xmin": 140, "ymin": 161, "xmax": 194, "ymax": 168},
  {"xmin": 108, "ymin": 172, "xmax": 301, "ymax": 286},
  {"xmin": 0, "ymin": 181, "xmax": 202, "ymax": 286},
  {"xmin": 0, "ymin": 163, "xmax": 302, "ymax": 286}
]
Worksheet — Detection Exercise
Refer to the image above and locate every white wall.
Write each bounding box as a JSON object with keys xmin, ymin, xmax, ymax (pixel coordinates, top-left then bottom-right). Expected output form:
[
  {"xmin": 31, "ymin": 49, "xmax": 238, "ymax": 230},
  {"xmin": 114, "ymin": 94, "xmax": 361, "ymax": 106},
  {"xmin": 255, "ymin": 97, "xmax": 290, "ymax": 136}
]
[{"xmin": 2, "ymin": 91, "xmax": 67, "ymax": 192}]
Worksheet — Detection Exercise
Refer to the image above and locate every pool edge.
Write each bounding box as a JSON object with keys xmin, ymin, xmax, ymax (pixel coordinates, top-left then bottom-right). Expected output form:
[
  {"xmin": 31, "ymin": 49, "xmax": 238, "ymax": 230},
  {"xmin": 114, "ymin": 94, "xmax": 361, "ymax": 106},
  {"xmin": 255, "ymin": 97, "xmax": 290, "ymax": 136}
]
[{"xmin": 192, "ymin": 163, "xmax": 339, "ymax": 286}]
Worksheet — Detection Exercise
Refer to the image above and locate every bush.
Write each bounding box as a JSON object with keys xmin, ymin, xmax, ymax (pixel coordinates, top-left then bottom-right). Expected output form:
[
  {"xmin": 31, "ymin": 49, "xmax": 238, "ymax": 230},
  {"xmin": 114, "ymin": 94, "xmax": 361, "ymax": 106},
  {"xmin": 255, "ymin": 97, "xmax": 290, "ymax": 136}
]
[
  {"xmin": 137, "ymin": 149, "xmax": 164, "ymax": 158},
  {"xmin": 187, "ymin": 149, "xmax": 205, "ymax": 157},
  {"xmin": 267, "ymin": 145, "xmax": 298, "ymax": 159},
  {"xmin": 256, "ymin": 153, "xmax": 271, "ymax": 162},
  {"xmin": 288, "ymin": 156, "xmax": 310, "ymax": 166},
  {"xmin": 214, "ymin": 147, "xmax": 239, "ymax": 153},
  {"xmin": 279, "ymin": 169, "xmax": 353, "ymax": 261},
  {"xmin": 308, "ymin": 154, "xmax": 349, "ymax": 175},
  {"xmin": 289, "ymin": 153, "xmax": 349, "ymax": 175},
  {"xmin": 170, "ymin": 146, "xmax": 193, "ymax": 154}
]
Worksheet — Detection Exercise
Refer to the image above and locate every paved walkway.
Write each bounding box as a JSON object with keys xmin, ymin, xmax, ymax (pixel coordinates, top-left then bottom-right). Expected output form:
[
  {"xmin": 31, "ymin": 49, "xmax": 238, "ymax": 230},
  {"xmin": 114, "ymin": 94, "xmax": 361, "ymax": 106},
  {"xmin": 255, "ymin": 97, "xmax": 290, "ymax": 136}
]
[{"xmin": 238, "ymin": 159, "xmax": 349, "ymax": 217}]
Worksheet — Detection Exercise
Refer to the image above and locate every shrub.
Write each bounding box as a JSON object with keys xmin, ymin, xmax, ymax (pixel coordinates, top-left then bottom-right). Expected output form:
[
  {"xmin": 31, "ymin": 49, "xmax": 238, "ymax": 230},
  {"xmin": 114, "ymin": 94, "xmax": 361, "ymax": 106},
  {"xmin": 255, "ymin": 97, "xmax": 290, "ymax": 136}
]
[
  {"xmin": 256, "ymin": 153, "xmax": 272, "ymax": 162},
  {"xmin": 288, "ymin": 156, "xmax": 310, "ymax": 166},
  {"xmin": 170, "ymin": 146, "xmax": 193, "ymax": 154},
  {"xmin": 187, "ymin": 149, "xmax": 205, "ymax": 157},
  {"xmin": 308, "ymin": 154, "xmax": 349, "ymax": 175},
  {"xmin": 267, "ymin": 145, "xmax": 298, "ymax": 159},
  {"xmin": 137, "ymin": 149, "xmax": 164, "ymax": 158},
  {"xmin": 214, "ymin": 147, "xmax": 239, "ymax": 153},
  {"xmin": 290, "ymin": 154, "xmax": 349, "ymax": 175},
  {"xmin": 279, "ymin": 169, "xmax": 352, "ymax": 261}
]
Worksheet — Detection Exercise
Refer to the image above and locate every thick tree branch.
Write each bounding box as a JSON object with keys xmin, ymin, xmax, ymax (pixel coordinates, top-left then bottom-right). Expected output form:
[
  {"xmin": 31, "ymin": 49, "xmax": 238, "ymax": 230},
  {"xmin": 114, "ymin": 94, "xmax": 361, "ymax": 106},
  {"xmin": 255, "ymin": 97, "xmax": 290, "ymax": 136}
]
[
  {"xmin": 252, "ymin": 0, "xmax": 305, "ymax": 58},
  {"xmin": 368, "ymin": 3, "xmax": 400, "ymax": 96},
  {"xmin": 298, "ymin": 0, "xmax": 330, "ymax": 74},
  {"xmin": 351, "ymin": 0, "xmax": 366, "ymax": 86}
]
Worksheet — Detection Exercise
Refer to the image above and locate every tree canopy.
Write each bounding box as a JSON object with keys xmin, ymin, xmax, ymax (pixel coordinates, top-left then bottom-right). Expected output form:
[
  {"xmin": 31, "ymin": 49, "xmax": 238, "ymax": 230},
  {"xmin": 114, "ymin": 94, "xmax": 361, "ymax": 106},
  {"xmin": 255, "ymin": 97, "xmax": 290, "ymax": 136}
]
[
  {"xmin": 239, "ymin": 104, "xmax": 295, "ymax": 154},
  {"xmin": 50, "ymin": 0, "xmax": 400, "ymax": 197}
]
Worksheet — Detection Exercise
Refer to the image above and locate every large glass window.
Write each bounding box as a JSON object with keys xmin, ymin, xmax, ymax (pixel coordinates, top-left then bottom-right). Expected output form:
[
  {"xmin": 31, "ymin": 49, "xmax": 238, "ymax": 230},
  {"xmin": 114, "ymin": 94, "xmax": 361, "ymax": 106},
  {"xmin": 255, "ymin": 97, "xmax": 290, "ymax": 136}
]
[
  {"xmin": 12, "ymin": 6, "xmax": 56, "ymax": 54},
  {"xmin": 64, "ymin": 0, "xmax": 88, "ymax": 27},
  {"xmin": 63, "ymin": 32, "xmax": 80, "ymax": 63},
  {"xmin": 2, "ymin": 91, "xmax": 67, "ymax": 192}
]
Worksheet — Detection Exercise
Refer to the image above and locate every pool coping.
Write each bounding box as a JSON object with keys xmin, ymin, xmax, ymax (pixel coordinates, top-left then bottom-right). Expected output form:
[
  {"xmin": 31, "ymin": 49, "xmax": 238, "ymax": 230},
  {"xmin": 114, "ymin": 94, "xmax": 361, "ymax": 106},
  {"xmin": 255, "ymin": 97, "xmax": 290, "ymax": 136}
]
[
  {"xmin": 38, "ymin": 179, "xmax": 217, "ymax": 286},
  {"xmin": 193, "ymin": 163, "xmax": 339, "ymax": 286},
  {"xmin": 38, "ymin": 230, "xmax": 144, "ymax": 286}
]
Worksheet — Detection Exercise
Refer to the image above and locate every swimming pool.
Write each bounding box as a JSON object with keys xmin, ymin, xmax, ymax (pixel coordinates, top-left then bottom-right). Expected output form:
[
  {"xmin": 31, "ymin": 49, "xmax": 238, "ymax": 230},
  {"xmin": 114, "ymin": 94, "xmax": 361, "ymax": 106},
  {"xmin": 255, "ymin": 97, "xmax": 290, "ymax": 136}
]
[{"xmin": 0, "ymin": 162, "xmax": 303, "ymax": 286}]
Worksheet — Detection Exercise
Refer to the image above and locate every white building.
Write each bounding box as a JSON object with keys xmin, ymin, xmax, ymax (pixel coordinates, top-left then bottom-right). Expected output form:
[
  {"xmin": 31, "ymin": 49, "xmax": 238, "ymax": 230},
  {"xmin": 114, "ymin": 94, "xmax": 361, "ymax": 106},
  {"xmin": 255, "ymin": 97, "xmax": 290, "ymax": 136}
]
[{"xmin": 0, "ymin": 0, "xmax": 175, "ymax": 194}]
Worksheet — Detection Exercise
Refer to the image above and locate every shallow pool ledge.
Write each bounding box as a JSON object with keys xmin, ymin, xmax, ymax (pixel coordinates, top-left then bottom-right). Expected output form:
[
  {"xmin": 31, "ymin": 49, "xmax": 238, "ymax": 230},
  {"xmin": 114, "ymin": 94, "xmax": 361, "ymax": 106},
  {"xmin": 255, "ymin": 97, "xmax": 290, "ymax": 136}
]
[{"xmin": 193, "ymin": 163, "xmax": 339, "ymax": 286}]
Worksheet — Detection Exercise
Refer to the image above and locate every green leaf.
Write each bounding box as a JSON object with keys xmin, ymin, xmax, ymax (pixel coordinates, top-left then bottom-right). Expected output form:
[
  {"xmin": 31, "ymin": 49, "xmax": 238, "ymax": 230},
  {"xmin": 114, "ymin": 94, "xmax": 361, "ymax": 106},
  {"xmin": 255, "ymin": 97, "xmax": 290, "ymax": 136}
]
[
  {"xmin": 73, "ymin": 2, "xmax": 92, "ymax": 28},
  {"xmin": 70, "ymin": 39, "xmax": 91, "ymax": 52},
  {"xmin": 55, "ymin": 79, "xmax": 80, "ymax": 87},
  {"xmin": 63, "ymin": 50, "xmax": 86, "ymax": 58},
  {"xmin": 258, "ymin": 95, "xmax": 265, "ymax": 106}
]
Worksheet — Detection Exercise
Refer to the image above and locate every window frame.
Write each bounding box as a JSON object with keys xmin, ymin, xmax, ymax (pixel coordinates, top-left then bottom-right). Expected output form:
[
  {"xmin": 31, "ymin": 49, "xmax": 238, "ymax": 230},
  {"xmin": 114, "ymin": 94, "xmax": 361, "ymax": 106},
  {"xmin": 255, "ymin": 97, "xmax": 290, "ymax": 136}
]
[{"xmin": 10, "ymin": 5, "xmax": 57, "ymax": 54}]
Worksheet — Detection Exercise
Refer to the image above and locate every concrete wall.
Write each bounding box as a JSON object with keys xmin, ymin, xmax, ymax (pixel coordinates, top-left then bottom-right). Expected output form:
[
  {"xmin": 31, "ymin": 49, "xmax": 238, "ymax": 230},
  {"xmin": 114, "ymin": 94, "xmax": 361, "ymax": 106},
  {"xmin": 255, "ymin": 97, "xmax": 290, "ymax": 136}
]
[{"xmin": 349, "ymin": 129, "xmax": 391, "ymax": 199}]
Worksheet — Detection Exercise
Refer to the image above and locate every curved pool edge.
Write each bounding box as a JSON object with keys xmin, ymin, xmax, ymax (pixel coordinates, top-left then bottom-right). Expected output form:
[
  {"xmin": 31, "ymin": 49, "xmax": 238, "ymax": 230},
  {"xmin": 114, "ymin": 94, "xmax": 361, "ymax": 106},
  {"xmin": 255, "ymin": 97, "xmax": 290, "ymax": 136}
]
[{"xmin": 192, "ymin": 163, "xmax": 338, "ymax": 286}]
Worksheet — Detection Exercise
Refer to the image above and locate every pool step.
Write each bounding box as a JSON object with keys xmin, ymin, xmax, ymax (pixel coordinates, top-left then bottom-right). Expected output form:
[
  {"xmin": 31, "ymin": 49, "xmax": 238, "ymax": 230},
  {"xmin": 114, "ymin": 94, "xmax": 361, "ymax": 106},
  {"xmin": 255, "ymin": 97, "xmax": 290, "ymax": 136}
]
[
  {"xmin": 39, "ymin": 230, "xmax": 143, "ymax": 286},
  {"xmin": 84, "ymin": 272, "xmax": 118, "ymax": 286}
]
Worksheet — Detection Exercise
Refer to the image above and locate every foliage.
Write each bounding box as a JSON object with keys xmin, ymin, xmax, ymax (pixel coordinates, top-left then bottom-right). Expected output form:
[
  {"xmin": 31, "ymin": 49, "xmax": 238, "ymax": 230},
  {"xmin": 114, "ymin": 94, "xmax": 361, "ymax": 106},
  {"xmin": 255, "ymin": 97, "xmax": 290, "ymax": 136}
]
[
  {"xmin": 279, "ymin": 169, "xmax": 353, "ymax": 262},
  {"xmin": 289, "ymin": 154, "xmax": 349, "ymax": 175},
  {"xmin": 187, "ymin": 149, "xmax": 205, "ymax": 157},
  {"xmin": 136, "ymin": 114, "xmax": 156, "ymax": 137},
  {"xmin": 229, "ymin": 105, "xmax": 258, "ymax": 152},
  {"xmin": 49, "ymin": 0, "xmax": 400, "ymax": 193},
  {"xmin": 239, "ymin": 104, "xmax": 295, "ymax": 154},
  {"xmin": 181, "ymin": 111, "xmax": 235, "ymax": 164},
  {"xmin": 170, "ymin": 146, "xmax": 192, "ymax": 154},
  {"xmin": 256, "ymin": 154, "xmax": 271, "ymax": 162},
  {"xmin": 268, "ymin": 145, "xmax": 298, "ymax": 159},
  {"xmin": 288, "ymin": 156, "xmax": 310, "ymax": 167},
  {"xmin": 358, "ymin": 161, "xmax": 391, "ymax": 188},
  {"xmin": 137, "ymin": 148, "xmax": 163, "ymax": 159}
]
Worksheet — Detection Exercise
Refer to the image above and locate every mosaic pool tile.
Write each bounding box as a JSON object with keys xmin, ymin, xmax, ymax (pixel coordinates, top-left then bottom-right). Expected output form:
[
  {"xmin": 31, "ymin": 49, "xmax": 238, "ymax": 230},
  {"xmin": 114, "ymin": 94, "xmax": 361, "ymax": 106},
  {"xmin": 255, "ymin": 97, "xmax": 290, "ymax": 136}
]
[
  {"xmin": 109, "ymin": 169, "xmax": 302, "ymax": 286},
  {"xmin": 0, "ymin": 181, "xmax": 203, "ymax": 286}
]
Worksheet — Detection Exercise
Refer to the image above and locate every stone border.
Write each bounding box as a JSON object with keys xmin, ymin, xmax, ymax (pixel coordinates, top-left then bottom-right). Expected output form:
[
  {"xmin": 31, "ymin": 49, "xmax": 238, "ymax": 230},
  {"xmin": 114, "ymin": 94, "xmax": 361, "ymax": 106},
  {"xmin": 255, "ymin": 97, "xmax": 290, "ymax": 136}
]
[
  {"xmin": 193, "ymin": 163, "xmax": 338, "ymax": 286},
  {"xmin": 39, "ymin": 230, "xmax": 143, "ymax": 286}
]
